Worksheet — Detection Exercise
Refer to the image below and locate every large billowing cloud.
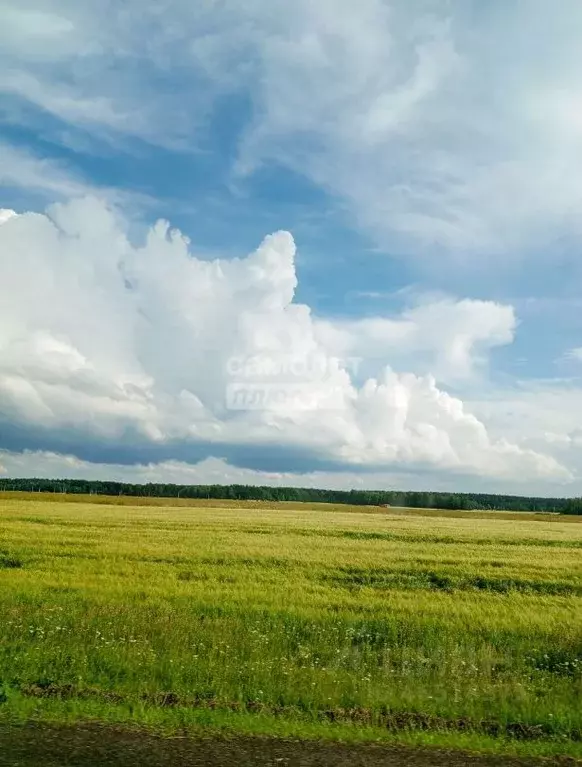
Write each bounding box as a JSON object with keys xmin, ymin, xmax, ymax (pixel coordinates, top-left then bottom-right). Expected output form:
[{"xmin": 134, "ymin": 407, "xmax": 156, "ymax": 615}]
[
  {"xmin": 315, "ymin": 300, "xmax": 516, "ymax": 384},
  {"xmin": 0, "ymin": 197, "xmax": 568, "ymax": 482}
]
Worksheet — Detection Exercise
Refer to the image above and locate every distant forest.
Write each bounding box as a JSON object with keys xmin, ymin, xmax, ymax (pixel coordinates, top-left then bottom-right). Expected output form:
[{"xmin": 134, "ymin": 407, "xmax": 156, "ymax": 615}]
[{"xmin": 1, "ymin": 477, "xmax": 581, "ymax": 514}]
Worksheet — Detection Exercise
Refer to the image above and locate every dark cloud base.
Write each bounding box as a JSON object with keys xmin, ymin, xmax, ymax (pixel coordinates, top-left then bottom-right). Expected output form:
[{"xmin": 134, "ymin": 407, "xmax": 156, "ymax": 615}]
[{"xmin": 0, "ymin": 419, "xmax": 450, "ymax": 479}]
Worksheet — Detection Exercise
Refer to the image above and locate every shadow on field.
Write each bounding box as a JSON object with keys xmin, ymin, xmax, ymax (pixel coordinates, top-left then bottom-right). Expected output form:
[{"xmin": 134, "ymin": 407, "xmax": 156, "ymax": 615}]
[{"xmin": 0, "ymin": 725, "xmax": 577, "ymax": 767}]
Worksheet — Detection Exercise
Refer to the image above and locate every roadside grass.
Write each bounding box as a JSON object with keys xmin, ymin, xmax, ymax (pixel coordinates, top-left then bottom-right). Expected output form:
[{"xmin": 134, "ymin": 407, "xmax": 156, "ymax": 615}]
[
  {"xmin": 3, "ymin": 698, "xmax": 582, "ymax": 761},
  {"xmin": 1, "ymin": 497, "xmax": 581, "ymax": 758}
]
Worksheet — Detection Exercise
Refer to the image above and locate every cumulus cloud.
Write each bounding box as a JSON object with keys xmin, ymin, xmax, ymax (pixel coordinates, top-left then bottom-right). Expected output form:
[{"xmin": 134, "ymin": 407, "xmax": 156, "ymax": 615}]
[
  {"xmin": 315, "ymin": 299, "xmax": 516, "ymax": 383},
  {"xmin": 0, "ymin": 197, "xmax": 568, "ymax": 482}
]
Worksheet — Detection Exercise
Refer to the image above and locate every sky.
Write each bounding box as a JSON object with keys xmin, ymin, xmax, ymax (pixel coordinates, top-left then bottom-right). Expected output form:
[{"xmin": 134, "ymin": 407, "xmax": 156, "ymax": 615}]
[{"xmin": 1, "ymin": 0, "xmax": 582, "ymax": 496}]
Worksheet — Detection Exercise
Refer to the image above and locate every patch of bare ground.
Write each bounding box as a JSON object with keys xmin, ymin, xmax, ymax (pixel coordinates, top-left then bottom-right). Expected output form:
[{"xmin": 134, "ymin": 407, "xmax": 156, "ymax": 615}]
[{"xmin": 0, "ymin": 724, "xmax": 579, "ymax": 767}]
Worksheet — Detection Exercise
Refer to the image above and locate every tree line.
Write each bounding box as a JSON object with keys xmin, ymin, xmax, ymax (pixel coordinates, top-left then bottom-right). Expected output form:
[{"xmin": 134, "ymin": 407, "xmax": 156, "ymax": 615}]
[{"xmin": 1, "ymin": 477, "xmax": 581, "ymax": 514}]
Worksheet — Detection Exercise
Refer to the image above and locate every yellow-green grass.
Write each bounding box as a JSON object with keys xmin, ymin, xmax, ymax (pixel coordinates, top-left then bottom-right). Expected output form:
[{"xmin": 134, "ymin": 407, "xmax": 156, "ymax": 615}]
[
  {"xmin": 4, "ymin": 489, "xmax": 582, "ymax": 522},
  {"xmin": 1, "ymin": 497, "xmax": 581, "ymax": 758}
]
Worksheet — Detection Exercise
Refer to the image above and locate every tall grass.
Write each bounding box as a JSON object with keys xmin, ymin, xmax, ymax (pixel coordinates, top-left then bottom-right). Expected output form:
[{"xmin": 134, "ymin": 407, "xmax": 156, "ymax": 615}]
[{"xmin": 1, "ymin": 498, "xmax": 581, "ymax": 755}]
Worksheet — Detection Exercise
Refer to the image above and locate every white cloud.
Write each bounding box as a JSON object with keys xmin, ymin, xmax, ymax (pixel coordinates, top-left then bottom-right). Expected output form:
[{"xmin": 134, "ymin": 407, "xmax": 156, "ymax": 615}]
[
  {"xmin": 0, "ymin": 209, "xmax": 17, "ymax": 225},
  {"xmin": 1, "ymin": 5, "xmax": 78, "ymax": 58},
  {"xmin": 0, "ymin": 142, "xmax": 97, "ymax": 199},
  {"xmin": 470, "ymin": 382, "xmax": 582, "ymax": 455},
  {"xmin": 0, "ymin": 71, "xmax": 129, "ymax": 132},
  {"xmin": 0, "ymin": 197, "xmax": 568, "ymax": 483},
  {"xmin": 2, "ymin": 3, "xmax": 582, "ymax": 494},
  {"xmin": 565, "ymin": 348, "xmax": 582, "ymax": 363},
  {"xmin": 4, "ymin": 1, "xmax": 582, "ymax": 260},
  {"xmin": 0, "ymin": 449, "xmax": 571, "ymax": 497},
  {"xmin": 315, "ymin": 298, "xmax": 516, "ymax": 383},
  {"xmin": 0, "ymin": 1, "xmax": 250, "ymax": 148},
  {"xmin": 237, "ymin": 0, "xmax": 582, "ymax": 257},
  {"xmin": 0, "ymin": 141, "xmax": 155, "ymax": 216}
]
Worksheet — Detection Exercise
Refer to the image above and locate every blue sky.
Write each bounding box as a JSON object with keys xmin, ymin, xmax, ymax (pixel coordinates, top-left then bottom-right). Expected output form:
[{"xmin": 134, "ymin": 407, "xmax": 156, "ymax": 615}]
[{"xmin": 1, "ymin": 0, "xmax": 582, "ymax": 495}]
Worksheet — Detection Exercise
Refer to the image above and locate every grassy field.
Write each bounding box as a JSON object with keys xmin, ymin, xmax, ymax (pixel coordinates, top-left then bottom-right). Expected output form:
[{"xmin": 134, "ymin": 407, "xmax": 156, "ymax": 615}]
[{"xmin": 1, "ymin": 494, "xmax": 581, "ymax": 761}]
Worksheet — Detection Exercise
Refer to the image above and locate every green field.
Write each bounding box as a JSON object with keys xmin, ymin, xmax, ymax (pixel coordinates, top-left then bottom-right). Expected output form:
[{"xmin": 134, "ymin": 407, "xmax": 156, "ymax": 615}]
[{"xmin": 1, "ymin": 495, "xmax": 581, "ymax": 761}]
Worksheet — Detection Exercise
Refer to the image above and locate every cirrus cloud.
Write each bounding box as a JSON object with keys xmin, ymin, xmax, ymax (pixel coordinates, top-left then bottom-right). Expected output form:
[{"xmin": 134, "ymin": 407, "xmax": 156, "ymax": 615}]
[{"xmin": 2, "ymin": 0, "xmax": 582, "ymax": 262}]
